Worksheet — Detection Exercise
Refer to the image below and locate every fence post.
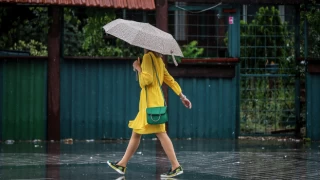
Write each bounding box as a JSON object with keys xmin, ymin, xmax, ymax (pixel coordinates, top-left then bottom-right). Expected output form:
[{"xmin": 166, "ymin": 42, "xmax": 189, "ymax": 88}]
[
  {"xmin": 47, "ymin": 6, "xmax": 62, "ymax": 141},
  {"xmin": 295, "ymin": 5, "xmax": 301, "ymax": 137},
  {"xmin": 228, "ymin": 5, "xmax": 241, "ymax": 138},
  {"xmin": 156, "ymin": 0, "xmax": 169, "ymax": 128},
  {"xmin": 155, "ymin": 0, "xmax": 169, "ymax": 177}
]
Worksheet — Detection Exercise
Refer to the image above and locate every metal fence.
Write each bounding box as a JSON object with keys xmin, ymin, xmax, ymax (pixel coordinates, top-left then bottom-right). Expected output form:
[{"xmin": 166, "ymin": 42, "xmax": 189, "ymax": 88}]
[
  {"xmin": 239, "ymin": 5, "xmax": 298, "ymax": 135},
  {"xmin": 168, "ymin": 2, "xmax": 229, "ymax": 58}
]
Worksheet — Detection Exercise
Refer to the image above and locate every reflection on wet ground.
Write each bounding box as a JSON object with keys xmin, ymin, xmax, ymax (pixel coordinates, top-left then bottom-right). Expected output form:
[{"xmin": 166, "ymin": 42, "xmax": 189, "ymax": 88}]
[{"xmin": 0, "ymin": 139, "xmax": 319, "ymax": 180}]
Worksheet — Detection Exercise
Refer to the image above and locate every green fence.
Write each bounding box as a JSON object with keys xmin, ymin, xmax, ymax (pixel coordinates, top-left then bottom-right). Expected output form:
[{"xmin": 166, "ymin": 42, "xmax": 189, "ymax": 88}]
[
  {"xmin": 59, "ymin": 57, "xmax": 240, "ymax": 140},
  {"xmin": 60, "ymin": 58, "xmax": 140, "ymax": 140},
  {"xmin": 239, "ymin": 6, "xmax": 298, "ymax": 135},
  {"xmin": 0, "ymin": 61, "xmax": 3, "ymax": 140},
  {"xmin": 168, "ymin": 3, "xmax": 230, "ymax": 58},
  {"xmin": 168, "ymin": 76, "xmax": 238, "ymax": 139},
  {"xmin": 306, "ymin": 68, "xmax": 320, "ymax": 141},
  {"xmin": 0, "ymin": 58, "xmax": 47, "ymax": 140}
]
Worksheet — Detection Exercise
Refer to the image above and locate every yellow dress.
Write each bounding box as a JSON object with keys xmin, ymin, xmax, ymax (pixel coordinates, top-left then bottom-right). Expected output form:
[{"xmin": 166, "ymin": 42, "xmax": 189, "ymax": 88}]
[{"xmin": 128, "ymin": 52, "xmax": 182, "ymax": 134}]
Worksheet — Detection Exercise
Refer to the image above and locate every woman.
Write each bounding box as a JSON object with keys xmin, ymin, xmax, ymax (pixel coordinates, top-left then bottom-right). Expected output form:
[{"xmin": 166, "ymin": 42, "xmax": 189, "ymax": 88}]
[{"xmin": 107, "ymin": 49, "xmax": 192, "ymax": 178}]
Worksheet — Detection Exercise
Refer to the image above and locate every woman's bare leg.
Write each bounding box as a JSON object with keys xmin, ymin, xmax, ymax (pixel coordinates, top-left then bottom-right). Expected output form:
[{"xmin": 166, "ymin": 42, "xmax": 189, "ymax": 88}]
[
  {"xmin": 156, "ymin": 132, "xmax": 180, "ymax": 170},
  {"xmin": 117, "ymin": 131, "xmax": 141, "ymax": 167}
]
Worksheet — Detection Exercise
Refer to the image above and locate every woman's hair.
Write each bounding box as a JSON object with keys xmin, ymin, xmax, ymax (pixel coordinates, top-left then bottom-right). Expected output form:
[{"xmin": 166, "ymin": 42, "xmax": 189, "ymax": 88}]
[{"xmin": 145, "ymin": 49, "xmax": 162, "ymax": 58}]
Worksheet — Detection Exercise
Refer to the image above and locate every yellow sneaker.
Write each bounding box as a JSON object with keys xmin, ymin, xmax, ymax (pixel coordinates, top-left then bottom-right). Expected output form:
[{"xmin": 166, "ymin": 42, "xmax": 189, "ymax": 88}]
[
  {"xmin": 107, "ymin": 161, "xmax": 126, "ymax": 175},
  {"xmin": 160, "ymin": 166, "xmax": 183, "ymax": 178}
]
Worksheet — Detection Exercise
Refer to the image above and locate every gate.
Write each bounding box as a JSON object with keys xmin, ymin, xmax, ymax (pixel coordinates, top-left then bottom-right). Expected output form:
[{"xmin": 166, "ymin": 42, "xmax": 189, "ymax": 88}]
[{"xmin": 239, "ymin": 6, "xmax": 299, "ymax": 135}]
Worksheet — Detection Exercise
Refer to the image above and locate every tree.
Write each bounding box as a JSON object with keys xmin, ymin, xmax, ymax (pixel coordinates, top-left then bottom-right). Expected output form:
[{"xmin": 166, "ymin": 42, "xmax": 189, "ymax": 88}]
[
  {"xmin": 225, "ymin": 6, "xmax": 294, "ymax": 72},
  {"xmin": 0, "ymin": 6, "xmax": 143, "ymax": 57},
  {"xmin": 301, "ymin": 2, "xmax": 320, "ymax": 58}
]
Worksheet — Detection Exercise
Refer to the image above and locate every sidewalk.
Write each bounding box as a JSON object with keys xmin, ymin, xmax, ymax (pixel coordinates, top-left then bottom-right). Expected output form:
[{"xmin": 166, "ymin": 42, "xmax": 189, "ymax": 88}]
[{"xmin": 0, "ymin": 139, "xmax": 319, "ymax": 180}]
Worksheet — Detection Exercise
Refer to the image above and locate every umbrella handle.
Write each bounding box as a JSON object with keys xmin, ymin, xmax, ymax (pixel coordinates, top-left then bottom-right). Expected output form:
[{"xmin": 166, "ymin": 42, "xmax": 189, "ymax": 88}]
[
  {"xmin": 171, "ymin": 54, "xmax": 178, "ymax": 66},
  {"xmin": 136, "ymin": 71, "xmax": 138, "ymax": 81}
]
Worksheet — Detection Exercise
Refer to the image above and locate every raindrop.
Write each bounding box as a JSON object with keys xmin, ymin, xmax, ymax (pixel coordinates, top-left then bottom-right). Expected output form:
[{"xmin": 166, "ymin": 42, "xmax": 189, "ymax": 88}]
[
  {"xmin": 187, "ymin": 138, "xmax": 192, "ymax": 140},
  {"xmin": 261, "ymin": 147, "xmax": 265, "ymax": 150},
  {"xmin": 152, "ymin": 138, "xmax": 157, "ymax": 141},
  {"xmin": 90, "ymin": 157, "xmax": 93, "ymax": 159},
  {"xmin": 137, "ymin": 152, "xmax": 142, "ymax": 155},
  {"xmin": 35, "ymin": 145, "xmax": 39, "ymax": 148}
]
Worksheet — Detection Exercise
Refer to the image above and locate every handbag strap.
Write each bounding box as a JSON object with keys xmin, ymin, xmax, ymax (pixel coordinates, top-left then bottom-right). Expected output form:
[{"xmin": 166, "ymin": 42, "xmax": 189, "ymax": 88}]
[{"xmin": 145, "ymin": 54, "xmax": 167, "ymax": 107}]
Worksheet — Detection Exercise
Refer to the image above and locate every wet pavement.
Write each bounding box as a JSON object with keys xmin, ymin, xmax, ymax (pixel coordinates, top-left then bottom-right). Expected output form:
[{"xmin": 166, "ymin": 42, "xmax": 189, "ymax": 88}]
[{"xmin": 0, "ymin": 139, "xmax": 319, "ymax": 180}]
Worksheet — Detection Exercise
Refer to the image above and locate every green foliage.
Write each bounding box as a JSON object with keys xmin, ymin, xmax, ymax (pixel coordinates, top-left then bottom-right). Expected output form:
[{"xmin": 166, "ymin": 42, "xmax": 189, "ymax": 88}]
[
  {"xmin": 240, "ymin": 77, "xmax": 296, "ymax": 134},
  {"xmin": 0, "ymin": 7, "xmax": 48, "ymax": 54},
  {"xmin": 168, "ymin": 40, "xmax": 204, "ymax": 63},
  {"xmin": 0, "ymin": 7, "xmax": 143, "ymax": 57},
  {"xmin": 81, "ymin": 9, "xmax": 116, "ymax": 56},
  {"xmin": 300, "ymin": 3, "xmax": 320, "ymax": 58},
  {"xmin": 10, "ymin": 40, "xmax": 47, "ymax": 56},
  {"xmin": 232, "ymin": 6, "xmax": 297, "ymax": 134},
  {"xmin": 63, "ymin": 8, "xmax": 83, "ymax": 56},
  {"xmin": 181, "ymin": 40, "xmax": 204, "ymax": 58},
  {"xmin": 225, "ymin": 6, "xmax": 294, "ymax": 71}
]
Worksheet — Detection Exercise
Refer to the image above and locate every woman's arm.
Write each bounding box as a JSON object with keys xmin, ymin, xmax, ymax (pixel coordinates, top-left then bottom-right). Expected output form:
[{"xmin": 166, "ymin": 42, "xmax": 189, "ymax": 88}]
[
  {"xmin": 133, "ymin": 54, "xmax": 153, "ymax": 88},
  {"xmin": 164, "ymin": 66, "xmax": 192, "ymax": 109},
  {"xmin": 163, "ymin": 66, "xmax": 181, "ymax": 95}
]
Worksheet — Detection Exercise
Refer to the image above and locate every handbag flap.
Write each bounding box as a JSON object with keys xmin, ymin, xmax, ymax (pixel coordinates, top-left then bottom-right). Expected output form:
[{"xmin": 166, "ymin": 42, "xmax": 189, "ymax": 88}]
[{"xmin": 146, "ymin": 107, "xmax": 167, "ymax": 115}]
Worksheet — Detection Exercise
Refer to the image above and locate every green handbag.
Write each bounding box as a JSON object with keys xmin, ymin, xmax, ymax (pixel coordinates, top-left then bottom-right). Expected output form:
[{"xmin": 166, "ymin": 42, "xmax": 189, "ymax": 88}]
[{"xmin": 146, "ymin": 55, "xmax": 168, "ymax": 125}]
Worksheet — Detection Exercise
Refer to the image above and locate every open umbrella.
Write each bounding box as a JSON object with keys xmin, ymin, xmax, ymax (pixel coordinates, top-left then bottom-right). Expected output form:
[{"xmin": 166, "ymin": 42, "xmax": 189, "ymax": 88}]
[{"xmin": 103, "ymin": 18, "xmax": 183, "ymax": 66}]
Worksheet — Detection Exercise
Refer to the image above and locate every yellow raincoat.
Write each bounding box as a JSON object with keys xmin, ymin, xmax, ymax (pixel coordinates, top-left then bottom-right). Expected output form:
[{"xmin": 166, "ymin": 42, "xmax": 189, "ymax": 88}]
[{"xmin": 128, "ymin": 52, "xmax": 182, "ymax": 134}]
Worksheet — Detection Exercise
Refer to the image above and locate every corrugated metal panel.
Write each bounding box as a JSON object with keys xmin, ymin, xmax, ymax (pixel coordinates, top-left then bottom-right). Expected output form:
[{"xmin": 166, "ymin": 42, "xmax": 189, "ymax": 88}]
[
  {"xmin": 306, "ymin": 73, "xmax": 320, "ymax": 141},
  {"xmin": 0, "ymin": 61, "xmax": 3, "ymax": 140},
  {"xmin": 60, "ymin": 59, "xmax": 140, "ymax": 140},
  {"xmin": 1, "ymin": 59, "xmax": 47, "ymax": 140},
  {"xmin": 1, "ymin": 0, "xmax": 155, "ymax": 10},
  {"xmin": 168, "ymin": 78, "xmax": 237, "ymax": 139}
]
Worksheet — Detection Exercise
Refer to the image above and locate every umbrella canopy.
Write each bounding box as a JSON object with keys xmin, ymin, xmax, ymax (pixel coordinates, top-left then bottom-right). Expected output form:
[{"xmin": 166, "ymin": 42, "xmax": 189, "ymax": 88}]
[{"xmin": 103, "ymin": 19, "xmax": 183, "ymax": 65}]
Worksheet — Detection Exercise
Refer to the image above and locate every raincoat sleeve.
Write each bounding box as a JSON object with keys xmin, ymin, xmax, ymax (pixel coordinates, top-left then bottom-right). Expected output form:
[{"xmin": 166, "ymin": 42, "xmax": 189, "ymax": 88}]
[
  {"xmin": 139, "ymin": 54, "xmax": 154, "ymax": 88},
  {"xmin": 163, "ymin": 65, "xmax": 182, "ymax": 95}
]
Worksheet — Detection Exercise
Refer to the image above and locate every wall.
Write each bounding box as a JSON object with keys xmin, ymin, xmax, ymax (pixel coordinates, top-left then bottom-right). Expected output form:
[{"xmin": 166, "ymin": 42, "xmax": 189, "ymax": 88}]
[
  {"xmin": 306, "ymin": 64, "xmax": 320, "ymax": 141},
  {"xmin": 0, "ymin": 58, "xmax": 47, "ymax": 140},
  {"xmin": 168, "ymin": 77, "xmax": 238, "ymax": 139},
  {"xmin": 60, "ymin": 58, "xmax": 140, "ymax": 140}
]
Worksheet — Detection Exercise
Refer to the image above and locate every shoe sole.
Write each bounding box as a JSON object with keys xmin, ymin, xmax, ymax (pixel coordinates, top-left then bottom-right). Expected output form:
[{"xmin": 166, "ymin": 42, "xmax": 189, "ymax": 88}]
[
  {"xmin": 115, "ymin": 176, "xmax": 125, "ymax": 180},
  {"xmin": 107, "ymin": 161, "xmax": 125, "ymax": 175},
  {"xmin": 160, "ymin": 170, "xmax": 183, "ymax": 178}
]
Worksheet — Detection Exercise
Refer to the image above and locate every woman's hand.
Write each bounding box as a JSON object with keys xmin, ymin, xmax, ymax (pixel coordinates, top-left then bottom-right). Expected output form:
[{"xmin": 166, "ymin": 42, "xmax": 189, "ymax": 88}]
[
  {"xmin": 180, "ymin": 93, "xmax": 192, "ymax": 109},
  {"xmin": 133, "ymin": 57, "xmax": 142, "ymax": 73}
]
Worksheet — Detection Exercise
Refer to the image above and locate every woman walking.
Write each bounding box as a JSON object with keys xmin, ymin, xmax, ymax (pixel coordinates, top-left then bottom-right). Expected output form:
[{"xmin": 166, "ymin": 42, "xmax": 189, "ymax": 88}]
[{"xmin": 107, "ymin": 49, "xmax": 192, "ymax": 178}]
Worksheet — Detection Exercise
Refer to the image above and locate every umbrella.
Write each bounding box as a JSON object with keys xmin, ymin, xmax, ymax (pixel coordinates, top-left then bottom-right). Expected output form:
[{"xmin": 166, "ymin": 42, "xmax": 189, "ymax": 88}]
[{"xmin": 103, "ymin": 18, "xmax": 183, "ymax": 66}]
